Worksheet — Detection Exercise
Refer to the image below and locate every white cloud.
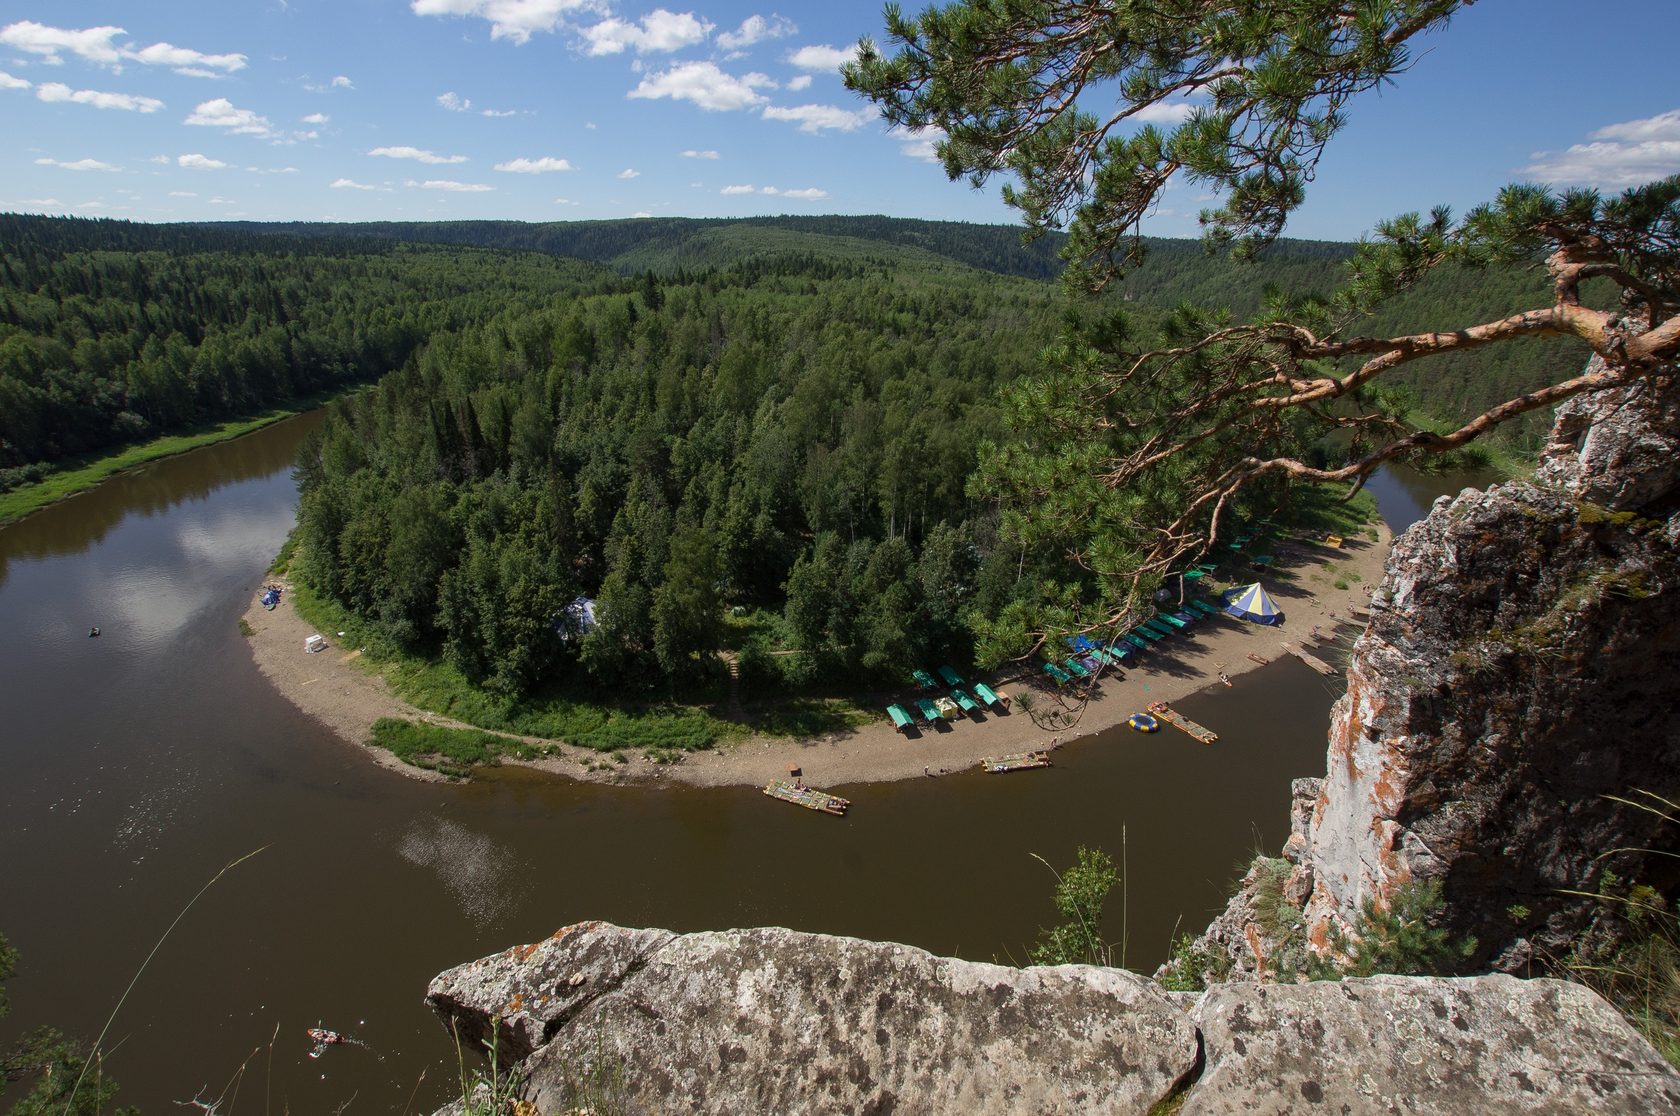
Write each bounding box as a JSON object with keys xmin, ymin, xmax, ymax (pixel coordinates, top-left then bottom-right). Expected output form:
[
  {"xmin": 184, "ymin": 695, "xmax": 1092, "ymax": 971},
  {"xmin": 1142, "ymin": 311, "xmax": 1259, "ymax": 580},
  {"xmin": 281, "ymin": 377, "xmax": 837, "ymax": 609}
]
[
  {"xmin": 302, "ymin": 112, "xmax": 328, "ymax": 124},
  {"xmin": 495, "ymin": 156, "xmax": 572, "ymax": 173},
  {"xmin": 787, "ymin": 44, "xmax": 856, "ymax": 72},
  {"xmin": 36, "ymin": 82, "xmax": 163, "ymax": 112},
  {"xmin": 1523, "ymin": 109, "xmax": 1680, "ymax": 189},
  {"xmin": 247, "ymin": 165, "xmax": 299, "ymax": 174},
  {"xmin": 617, "ymin": 167, "xmax": 640, "ymax": 179},
  {"xmin": 208, "ymin": 196, "xmax": 235, "ymax": 205},
  {"xmin": 438, "ymin": 90, "xmax": 472, "ymax": 112},
  {"xmin": 1131, "ymin": 101, "xmax": 1197, "ymax": 125},
  {"xmin": 628, "ymin": 61, "xmax": 772, "ymax": 112},
  {"xmin": 35, "ymin": 156, "xmax": 117, "ymax": 171},
  {"xmin": 1593, "ymin": 109, "xmax": 1680, "ymax": 144},
  {"xmin": 178, "ymin": 153, "xmax": 228, "ymax": 170},
  {"xmin": 186, "ymin": 98, "xmax": 273, "ymax": 135},
  {"xmin": 681, "ymin": 149, "xmax": 719, "ymax": 159},
  {"xmin": 331, "ymin": 75, "xmax": 353, "ymax": 89},
  {"xmin": 582, "ymin": 9, "xmax": 711, "ymax": 56},
  {"xmin": 0, "ymin": 21, "xmax": 245, "ymax": 75},
  {"xmin": 717, "ymin": 14, "xmax": 795, "ymax": 52},
  {"xmin": 631, "ymin": 210, "xmax": 653, "ymax": 218},
  {"xmin": 0, "ymin": 21, "xmax": 125, "ymax": 66},
  {"xmin": 553, "ymin": 197, "xmax": 579, "ymax": 205},
  {"xmin": 761, "ymin": 102, "xmax": 872, "ymax": 134},
  {"xmin": 481, "ymin": 107, "xmax": 516, "ymax": 117},
  {"xmin": 410, "ymin": 178, "xmax": 494, "ymax": 192},
  {"xmin": 126, "ymin": 41, "xmax": 246, "ymax": 74},
  {"xmin": 785, "ymin": 74, "xmax": 811, "ymax": 92},
  {"xmin": 1, "ymin": 70, "xmax": 34, "ymax": 90},
  {"xmin": 168, "ymin": 190, "xmax": 197, "ymax": 197},
  {"xmin": 721, "ymin": 183, "xmax": 828, "ymax": 200},
  {"xmin": 894, "ymin": 124, "xmax": 943, "ymax": 163},
  {"xmin": 370, "ymin": 145, "xmax": 467, "ymax": 164},
  {"xmin": 331, "ymin": 177, "xmax": 377, "ymax": 190},
  {"xmin": 409, "ymin": 0, "xmax": 598, "ymax": 45}
]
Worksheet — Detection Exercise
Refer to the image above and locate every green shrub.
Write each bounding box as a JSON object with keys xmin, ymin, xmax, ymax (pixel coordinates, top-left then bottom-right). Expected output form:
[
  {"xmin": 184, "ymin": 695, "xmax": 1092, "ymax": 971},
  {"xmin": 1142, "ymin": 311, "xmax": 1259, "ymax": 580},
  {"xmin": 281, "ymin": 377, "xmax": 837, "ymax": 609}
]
[
  {"xmin": 1308, "ymin": 879, "xmax": 1475, "ymax": 980},
  {"xmin": 369, "ymin": 717, "xmax": 531, "ymax": 777}
]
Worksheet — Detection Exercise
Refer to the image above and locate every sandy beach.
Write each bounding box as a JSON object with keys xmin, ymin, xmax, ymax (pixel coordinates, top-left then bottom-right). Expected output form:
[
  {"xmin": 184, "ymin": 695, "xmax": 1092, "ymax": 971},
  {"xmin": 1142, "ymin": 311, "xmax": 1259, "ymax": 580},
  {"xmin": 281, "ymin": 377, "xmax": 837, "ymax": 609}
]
[{"xmin": 243, "ymin": 525, "xmax": 1390, "ymax": 789}]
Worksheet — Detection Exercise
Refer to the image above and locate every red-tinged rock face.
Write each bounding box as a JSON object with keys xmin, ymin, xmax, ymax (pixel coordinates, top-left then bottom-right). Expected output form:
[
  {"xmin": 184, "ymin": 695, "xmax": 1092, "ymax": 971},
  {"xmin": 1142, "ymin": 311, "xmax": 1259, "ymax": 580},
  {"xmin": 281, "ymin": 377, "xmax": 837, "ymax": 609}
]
[{"xmin": 1172, "ymin": 367, "xmax": 1680, "ymax": 982}]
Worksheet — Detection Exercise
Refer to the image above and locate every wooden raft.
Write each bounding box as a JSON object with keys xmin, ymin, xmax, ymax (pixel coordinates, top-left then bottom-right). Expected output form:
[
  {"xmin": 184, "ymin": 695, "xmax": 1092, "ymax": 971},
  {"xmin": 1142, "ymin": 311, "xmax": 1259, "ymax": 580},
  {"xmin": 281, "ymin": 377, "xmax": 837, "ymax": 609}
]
[
  {"xmin": 1282, "ymin": 641, "xmax": 1338, "ymax": 676},
  {"xmin": 979, "ymin": 750, "xmax": 1052, "ymax": 773},
  {"xmin": 1147, "ymin": 702, "xmax": 1218, "ymax": 745},
  {"xmin": 763, "ymin": 780, "xmax": 850, "ymax": 816}
]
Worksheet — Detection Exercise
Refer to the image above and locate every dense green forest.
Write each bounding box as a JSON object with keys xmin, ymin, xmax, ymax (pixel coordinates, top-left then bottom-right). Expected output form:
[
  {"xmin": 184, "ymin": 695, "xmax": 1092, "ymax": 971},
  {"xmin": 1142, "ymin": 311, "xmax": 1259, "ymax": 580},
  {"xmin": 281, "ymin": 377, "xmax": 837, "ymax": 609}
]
[
  {"xmin": 211, "ymin": 214, "xmax": 1071, "ymax": 282},
  {"xmin": 0, "ymin": 214, "xmax": 605, "ymax": 488},
  {"xmin": 215, "ymin": 214, "xmax": 1594, "ymax": 448},
  {"xmin": 291, "ymin": 249, "xmax": 1059, "ymax": 696},
  {"xmin": 0, "ymin": 211, "xmax": 1598, "ymax": 704}
]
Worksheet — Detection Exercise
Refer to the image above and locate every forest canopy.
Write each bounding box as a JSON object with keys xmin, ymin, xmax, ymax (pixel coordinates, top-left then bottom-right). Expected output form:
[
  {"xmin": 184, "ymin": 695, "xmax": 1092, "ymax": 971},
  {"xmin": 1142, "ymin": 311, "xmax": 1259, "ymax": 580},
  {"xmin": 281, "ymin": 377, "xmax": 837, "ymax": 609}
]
[
  {"xmin": 0, "ymin": 205, "xmax": 1642, "ymax": 697},
  {"xmin": 846, "ymin": 0, "xmax": 1680, "ymax": 649}
]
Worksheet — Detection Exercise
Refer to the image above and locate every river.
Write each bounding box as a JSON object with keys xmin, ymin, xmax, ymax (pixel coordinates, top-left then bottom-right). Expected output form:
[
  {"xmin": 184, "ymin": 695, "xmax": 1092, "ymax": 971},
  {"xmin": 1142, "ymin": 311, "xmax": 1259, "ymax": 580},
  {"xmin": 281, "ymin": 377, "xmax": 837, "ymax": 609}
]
[{"xmin": 0, "ymin": 417, "xmax": 1486, "ymax": 1112}]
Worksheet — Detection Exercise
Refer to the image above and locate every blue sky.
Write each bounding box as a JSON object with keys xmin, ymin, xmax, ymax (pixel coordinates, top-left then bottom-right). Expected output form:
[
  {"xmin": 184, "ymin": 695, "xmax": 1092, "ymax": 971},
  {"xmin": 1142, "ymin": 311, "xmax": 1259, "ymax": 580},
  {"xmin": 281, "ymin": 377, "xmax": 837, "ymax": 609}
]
[{"xmin": 1, "ymin": 0, "xmax": 1676, "ymax": 242}]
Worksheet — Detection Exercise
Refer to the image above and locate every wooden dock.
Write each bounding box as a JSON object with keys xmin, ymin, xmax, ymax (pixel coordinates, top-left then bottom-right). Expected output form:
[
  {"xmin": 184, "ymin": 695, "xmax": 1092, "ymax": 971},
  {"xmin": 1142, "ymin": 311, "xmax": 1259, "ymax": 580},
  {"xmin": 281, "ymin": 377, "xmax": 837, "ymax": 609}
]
[
  {"xmin": 763, "ymin": 780, "xmax": 850, "ymax": 815},
  {"xmin": 979, "ymin": 751, "xmax": 1052, "ymax": 773},
  {"xmin": 1147, "ymin": 702, "xmax": 1218, "ymax": 744},
  {"xmin": 1282, "ymin": 642, "xmax": 1338, "ymax": 676}
]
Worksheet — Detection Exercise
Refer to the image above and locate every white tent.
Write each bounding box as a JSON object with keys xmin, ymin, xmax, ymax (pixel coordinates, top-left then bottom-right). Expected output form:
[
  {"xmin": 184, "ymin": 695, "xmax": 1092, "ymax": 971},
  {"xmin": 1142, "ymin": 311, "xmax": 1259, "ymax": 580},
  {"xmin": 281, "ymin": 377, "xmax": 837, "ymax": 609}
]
[{"xmin": 1225, "ymin": 582, "xmax": 1283, "ymax": 625}]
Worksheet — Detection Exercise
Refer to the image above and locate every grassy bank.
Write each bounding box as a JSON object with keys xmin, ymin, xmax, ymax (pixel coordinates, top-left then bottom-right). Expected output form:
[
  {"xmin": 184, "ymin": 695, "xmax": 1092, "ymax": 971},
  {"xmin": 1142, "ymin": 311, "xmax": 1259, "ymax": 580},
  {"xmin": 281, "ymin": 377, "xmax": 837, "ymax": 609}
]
[
  {"xmin": 0, "ymin": 384, "xmax": 371, "ymax": 528},
  {"xmin": 1404, "ymin": 410, "xmax": 1539, "ymax": 481},
  {"xmin": 369, "ymin": 717, "xmax": 541, "ymax": 779},
  {"xmin": 284, "ymin": 572, "xmax": 758, "ymax": 766}
]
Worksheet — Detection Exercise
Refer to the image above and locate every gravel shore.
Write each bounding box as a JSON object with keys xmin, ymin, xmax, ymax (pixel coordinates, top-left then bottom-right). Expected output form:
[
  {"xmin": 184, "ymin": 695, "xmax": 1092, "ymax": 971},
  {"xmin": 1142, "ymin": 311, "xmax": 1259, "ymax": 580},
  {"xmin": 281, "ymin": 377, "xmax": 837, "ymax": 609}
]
[{"xmin": 243, "ymin": 526, "xmax": 1390, "ymax": 789}]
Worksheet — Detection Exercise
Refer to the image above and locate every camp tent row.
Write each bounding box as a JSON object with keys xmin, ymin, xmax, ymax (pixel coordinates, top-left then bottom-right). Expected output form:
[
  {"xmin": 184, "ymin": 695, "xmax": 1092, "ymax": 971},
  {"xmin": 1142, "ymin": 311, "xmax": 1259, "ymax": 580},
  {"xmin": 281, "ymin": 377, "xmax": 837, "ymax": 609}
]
[{"xmin": 888, "ymin": 665, "xmax": 1009, "ymax": 732}]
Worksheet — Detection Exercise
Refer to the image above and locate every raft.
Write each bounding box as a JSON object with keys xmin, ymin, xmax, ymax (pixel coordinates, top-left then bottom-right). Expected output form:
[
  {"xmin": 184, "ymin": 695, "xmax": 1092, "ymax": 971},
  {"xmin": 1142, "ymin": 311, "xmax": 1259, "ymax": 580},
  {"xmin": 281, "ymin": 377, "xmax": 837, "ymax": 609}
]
[
  {"xmin": 1146, "ymin": 701, "xmax": 1218, "ymax": 745},
  {"xmin": 1127, "ymin": 712, "xmax": 1160, "ymax": 733},
  {"xmin": 979, "ymin": 750, "xmax": 1052, "ymax": 773},
  {"xmin": 763, "ymin": 780, "xmax": 850, "ymax": 815},
  {"xmin": 1282, "ymin": 641, "xmax": 1337, "ymax": 676}
]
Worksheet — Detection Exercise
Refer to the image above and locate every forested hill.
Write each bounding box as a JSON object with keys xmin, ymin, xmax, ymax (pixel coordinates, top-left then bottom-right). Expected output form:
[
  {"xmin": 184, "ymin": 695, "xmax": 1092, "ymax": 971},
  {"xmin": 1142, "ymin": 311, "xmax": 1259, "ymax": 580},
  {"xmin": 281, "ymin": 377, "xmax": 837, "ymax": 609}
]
[
  {"xmin": 212, "ymin": 215, "xmax": 1583, "ymax": 447},
  {"xmin": 210, "ymin": 215, "xmax": 1073, "ymax": 281},
  {"xmin": 0, "ymin": 213, "xmax": 613, "ymax": 485}
]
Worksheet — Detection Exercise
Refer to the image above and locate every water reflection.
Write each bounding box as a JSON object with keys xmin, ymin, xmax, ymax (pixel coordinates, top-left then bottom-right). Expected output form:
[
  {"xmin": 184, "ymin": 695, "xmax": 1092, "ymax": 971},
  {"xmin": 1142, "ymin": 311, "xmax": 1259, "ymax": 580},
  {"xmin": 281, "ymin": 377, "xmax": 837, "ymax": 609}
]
[
  {"xmin": 0, "ymin": 421, "xmax": 1489, "ymax": 1113},
  {"xmin": 0, "ymin": 412, "xmax": 322, "ymax": 585},
  {"xmin": 1365, "ymin": 460, "xmax": 1500, "ymax": 533}
]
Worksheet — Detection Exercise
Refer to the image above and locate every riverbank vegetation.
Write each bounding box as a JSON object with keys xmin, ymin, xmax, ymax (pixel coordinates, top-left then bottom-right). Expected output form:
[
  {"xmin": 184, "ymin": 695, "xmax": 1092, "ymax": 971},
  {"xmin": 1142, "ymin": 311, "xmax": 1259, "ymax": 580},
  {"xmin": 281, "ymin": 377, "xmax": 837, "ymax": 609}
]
[
  {"xmin": 4, "ymin": 208, "xmax": 1601, "ymax": 714},
  {"xmin": 0, "ymin": 214, "xmax": 603, "ymax": 512}
]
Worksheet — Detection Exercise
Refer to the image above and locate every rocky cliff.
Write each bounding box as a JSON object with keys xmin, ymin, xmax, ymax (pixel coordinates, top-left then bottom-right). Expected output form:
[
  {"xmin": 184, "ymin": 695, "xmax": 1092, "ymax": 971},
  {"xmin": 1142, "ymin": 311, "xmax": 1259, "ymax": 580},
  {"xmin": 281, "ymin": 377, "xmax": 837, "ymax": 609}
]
[
  {"xmin": 1181, "ymin": 367, "xmax": 1680, "ymax": 979},
  {"xmin": 427, "ymin": 921, "xmax": 1680, "ymax": 1114}
]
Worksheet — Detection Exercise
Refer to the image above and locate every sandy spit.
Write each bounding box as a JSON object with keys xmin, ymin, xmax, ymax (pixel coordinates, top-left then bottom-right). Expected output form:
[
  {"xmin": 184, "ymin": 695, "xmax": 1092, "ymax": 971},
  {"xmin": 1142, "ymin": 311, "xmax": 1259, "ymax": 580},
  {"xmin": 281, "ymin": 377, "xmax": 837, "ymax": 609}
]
[{"xmin": 243, "ymin": 527, "xmax": 1390, "ymax": 790}]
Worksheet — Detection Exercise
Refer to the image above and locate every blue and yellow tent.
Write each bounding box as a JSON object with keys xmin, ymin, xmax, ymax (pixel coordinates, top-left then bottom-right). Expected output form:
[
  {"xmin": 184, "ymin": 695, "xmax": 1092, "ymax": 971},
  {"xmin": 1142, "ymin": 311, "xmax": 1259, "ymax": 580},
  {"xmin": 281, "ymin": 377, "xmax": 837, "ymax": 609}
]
[{"xmin": 1225, "ymin": 582, "xmax": 1284, "ymax": 625}]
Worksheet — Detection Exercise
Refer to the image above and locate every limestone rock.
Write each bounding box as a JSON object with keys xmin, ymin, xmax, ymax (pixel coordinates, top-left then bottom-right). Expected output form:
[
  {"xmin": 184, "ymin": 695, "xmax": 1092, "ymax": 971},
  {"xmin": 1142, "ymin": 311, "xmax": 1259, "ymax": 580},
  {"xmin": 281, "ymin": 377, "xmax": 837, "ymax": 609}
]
[
  {"xmin": 428, "ymin": 921, "xmax": 1199, "ymax": 1115},
  {"xmin": 427, "ymin": 921, "xmax": 676, "ymax": 1063},
  {"xmin": 1299, "ymin": 477, "xmax": 1680, "ymax": 966},
  {"xmin": 1184, "ymin": 974, "xmax": 1680, "ymax": 1115},
  {"xmin": 1537, "ymin": 359, "xmax": 1680, "ymax": 512}
]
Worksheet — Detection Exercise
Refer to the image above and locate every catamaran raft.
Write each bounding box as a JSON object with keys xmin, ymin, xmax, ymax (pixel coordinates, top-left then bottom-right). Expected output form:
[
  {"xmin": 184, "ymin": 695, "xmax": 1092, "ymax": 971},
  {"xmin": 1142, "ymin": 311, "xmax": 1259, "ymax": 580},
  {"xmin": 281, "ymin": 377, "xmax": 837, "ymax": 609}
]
[{"xmin": 1147, "ymin": 701, "xmax": 1219, "ymax": 745}]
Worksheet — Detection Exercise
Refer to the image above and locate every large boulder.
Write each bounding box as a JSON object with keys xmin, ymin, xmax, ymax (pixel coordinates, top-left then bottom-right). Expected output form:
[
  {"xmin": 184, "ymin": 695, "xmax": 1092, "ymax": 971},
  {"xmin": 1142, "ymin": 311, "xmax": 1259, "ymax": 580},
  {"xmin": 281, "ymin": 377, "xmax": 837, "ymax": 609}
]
[
  {"xmin": 429, "ymin": 921, "xmax": 1199, "ymax": 1114},
  {"xmin": 1184, "ymin": 974, "xmax": 1680, "ymax": 1114}
]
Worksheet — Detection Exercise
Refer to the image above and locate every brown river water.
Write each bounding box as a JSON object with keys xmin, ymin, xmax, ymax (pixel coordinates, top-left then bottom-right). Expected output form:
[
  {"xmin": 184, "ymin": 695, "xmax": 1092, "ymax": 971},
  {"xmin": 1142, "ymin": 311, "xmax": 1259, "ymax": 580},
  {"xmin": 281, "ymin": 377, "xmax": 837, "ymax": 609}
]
[{"xmin": 0, "ymin": 413, "xmax": 1479, "ymax": 1112}]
